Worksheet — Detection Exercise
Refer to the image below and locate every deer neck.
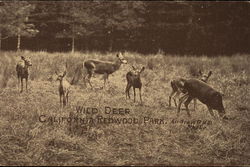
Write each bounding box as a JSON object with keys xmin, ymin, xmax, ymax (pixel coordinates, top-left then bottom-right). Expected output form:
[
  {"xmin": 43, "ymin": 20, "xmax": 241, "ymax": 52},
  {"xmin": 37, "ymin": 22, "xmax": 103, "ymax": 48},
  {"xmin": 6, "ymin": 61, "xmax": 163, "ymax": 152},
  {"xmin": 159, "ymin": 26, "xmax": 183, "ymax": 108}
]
[
  {"xmin": 113, "ymin": 59, "xmax": 122, "ymax": 70},
  {"xmin": 134, "ymin": 77, "xmax": 141, "ymax": 83},
  {"xmin": 24, "ymin": 61, "xmax": 30, "ymax": 70},
  {"xmin": 24, "ymin": 65, "xmax": 29, "ymax": 70},
  {"xmin": 59, "ymin": 80, "xmax": 64, "ymax": 87},
  {"xmin": 200, "ymin": 78, "xmax": 207, "ymax": 83}
]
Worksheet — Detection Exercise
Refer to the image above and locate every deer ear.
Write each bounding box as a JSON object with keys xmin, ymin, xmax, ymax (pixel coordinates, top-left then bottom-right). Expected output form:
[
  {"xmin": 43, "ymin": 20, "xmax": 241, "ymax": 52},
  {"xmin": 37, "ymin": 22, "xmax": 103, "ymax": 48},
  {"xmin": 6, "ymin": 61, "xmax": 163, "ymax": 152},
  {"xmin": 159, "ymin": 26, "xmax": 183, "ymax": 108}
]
[
  {"xmin": 65, "ymin": 62, "xmax": 68, "ymax": 69},
  {"xmin": 179, "ymin": 79, "xmax": 186, "ymax": 87},
  {"xmin": 21, "ymin": 56, "xmax": 25, "ymax": 60},
  {"xmin": 140, "ymin": 66, "xmax": 145, "ymax": 73},
  {"xmin": 63, "ymin": 71, "xmax": 67, "ymax": 77},
  {"xmin": 198, "ymin": 70, "xmax": 202, "ymax": 76},
  {"xmin": 132, "ymin": 66, "xmax": 136, "ymax": 70},
  {"xmin": 208, "ymin": 71, "xmax": 212, "ymax": 77}
]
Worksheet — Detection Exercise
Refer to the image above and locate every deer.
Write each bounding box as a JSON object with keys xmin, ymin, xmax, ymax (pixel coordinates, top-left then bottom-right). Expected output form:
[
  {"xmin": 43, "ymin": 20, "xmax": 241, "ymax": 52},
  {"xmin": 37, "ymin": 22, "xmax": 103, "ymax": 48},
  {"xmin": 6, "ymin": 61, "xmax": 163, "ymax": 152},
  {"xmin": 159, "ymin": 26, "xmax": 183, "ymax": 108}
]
[
  {"xmin": 177, "ymin": 78, "xmax": 227, "ymax": 119},
  {"xmin": 169, "ymin": 70, "xmax": 212, "ymax": 111},
  {"xmin": 55, "ymin": 70, "xmax": 71, "ymax": 107},
  {"xmin": 125, "ymin": 66, "xmax": 145, "ymax": 103},
  {"xmin": 83, "ymin": 52, "xmax": 127, "ymax": 88},
  {"xmin": 16, "ymin": 56, "xmax": 32, "ymax": 93}
]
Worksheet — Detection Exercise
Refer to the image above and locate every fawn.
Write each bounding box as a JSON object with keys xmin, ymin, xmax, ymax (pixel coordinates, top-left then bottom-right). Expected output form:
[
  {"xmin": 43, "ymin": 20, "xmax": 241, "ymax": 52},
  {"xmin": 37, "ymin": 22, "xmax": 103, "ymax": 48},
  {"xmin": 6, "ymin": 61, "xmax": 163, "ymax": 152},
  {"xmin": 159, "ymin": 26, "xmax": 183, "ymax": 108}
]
[
  {"xmin": 125, "ymin": 66, "xmax": 145, "ymax": 103},
  {"xmin": 55, "ymin": 71, "xmax": 71, "ymax": 107},
  {"xmin": 16, "ymin": 56, "xmax": 32, "ymax": 93}
]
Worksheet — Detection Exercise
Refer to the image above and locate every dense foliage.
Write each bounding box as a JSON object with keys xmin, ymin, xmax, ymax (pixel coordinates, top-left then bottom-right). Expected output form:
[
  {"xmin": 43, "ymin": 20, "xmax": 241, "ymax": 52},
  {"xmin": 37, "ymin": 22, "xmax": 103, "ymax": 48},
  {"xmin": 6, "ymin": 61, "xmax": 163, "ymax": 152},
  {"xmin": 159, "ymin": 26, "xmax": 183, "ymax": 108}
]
[{"xmin": 0, "ymin": 1, "xmax": 250, "ymax": 55}]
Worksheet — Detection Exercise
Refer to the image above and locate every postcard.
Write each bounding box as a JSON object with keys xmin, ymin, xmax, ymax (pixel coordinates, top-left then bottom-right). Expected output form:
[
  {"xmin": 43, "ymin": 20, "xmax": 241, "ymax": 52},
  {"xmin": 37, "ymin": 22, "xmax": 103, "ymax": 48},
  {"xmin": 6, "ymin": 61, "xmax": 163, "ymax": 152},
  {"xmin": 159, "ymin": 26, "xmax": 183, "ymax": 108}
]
[{"xmin": 0, "ymin": 1, "xmax": 249, "ymax": 166}]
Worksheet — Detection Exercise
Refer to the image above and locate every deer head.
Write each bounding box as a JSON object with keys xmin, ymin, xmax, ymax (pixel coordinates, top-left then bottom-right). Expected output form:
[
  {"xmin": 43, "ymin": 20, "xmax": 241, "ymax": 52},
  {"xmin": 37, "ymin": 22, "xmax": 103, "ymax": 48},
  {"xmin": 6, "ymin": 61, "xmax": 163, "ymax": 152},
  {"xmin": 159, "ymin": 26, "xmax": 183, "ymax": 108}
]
[
  {"xmin": 199, "ymin": 70, "xmax": 212, "ymax": 82},
  {"xmin": 117, "ymin": 52, "xmax": 127, "ymax": 64},
  {"xmin": 55, "ymin": 71, "xmax": 67, "ymax": 81},
  {"xmin": 21, "ymin": 56, "xmax": 32, "ymax": 66},
  {"xmin": 178, "ymin": 78, "xmax": 187, "ymax": 94},
  {"xmin": 131, "ymin": 66, "xmax": 145, "ymax": 78}
]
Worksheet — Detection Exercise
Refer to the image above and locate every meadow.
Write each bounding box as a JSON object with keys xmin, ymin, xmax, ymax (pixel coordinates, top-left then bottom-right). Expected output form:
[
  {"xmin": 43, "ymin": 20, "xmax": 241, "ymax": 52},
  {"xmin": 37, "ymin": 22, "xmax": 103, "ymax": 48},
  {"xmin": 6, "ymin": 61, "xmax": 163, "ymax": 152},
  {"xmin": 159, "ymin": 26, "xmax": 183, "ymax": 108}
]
[{"xmin": 0, "ymin": 50, "xmax": 249, "ymax": 166}]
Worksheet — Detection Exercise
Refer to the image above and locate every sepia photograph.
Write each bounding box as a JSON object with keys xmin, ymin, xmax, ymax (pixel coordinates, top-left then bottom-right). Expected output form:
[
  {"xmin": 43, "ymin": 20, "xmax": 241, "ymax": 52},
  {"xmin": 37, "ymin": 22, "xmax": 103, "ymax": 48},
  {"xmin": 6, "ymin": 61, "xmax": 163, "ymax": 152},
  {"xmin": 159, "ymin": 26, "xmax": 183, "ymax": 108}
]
[{"xmin": 0, "ymin": 1, "xmax": 249, "ymax": 166}]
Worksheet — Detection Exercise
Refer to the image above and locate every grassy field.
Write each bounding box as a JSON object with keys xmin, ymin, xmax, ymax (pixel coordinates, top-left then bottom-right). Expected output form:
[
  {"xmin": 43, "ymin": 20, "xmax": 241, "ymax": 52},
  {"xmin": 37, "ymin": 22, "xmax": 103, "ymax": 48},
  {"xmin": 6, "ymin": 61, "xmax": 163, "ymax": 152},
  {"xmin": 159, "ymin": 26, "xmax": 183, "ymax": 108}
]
[{"xmin": 0, "ymin": 50, "xmax": 249, "ymax": 166}]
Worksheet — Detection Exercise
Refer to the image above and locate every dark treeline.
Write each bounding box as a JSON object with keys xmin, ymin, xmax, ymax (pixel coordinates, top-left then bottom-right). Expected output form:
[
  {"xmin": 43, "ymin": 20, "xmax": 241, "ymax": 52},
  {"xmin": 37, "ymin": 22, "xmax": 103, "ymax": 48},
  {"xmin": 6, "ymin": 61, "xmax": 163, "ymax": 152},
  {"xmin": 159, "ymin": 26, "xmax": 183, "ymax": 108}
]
[{"xmin": 0, "ymin": 1, "xmax": 250, "ymax": 55}]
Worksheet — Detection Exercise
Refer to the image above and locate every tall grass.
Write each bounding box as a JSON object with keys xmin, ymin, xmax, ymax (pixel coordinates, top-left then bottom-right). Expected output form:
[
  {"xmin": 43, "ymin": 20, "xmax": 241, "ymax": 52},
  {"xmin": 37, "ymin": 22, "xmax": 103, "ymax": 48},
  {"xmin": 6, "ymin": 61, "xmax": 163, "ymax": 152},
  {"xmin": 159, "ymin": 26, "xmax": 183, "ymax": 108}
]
[{"xmin": 0, "ymin": 50, "xmax": 249, "ymax": 165}]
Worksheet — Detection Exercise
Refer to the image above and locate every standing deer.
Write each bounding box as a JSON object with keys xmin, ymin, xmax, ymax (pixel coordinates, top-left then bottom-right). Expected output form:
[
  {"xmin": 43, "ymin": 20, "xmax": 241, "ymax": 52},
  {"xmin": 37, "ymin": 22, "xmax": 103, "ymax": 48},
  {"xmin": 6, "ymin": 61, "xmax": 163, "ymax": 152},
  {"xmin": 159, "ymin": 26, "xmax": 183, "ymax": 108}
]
[
  {"xmin": 169, "ymin": 70, "xmax": 212, "ymax": 110},
  {"xmin": 16, "ymin": 56, "xmax": 32, "ymax": 93},
  {"xmin": 125, "ymin": 66, "xmax": 145, "ymax": 103},
  {"xmin": 177, "ymin": 78, "xmax": 226, "ymax": 119},
  {"xmin": 55, "ymin": 70, "xmax": 71, "ymax": 107},
  {"xmin": 83, "ymin": 52, "xmax": 127, "ymax": 88}
]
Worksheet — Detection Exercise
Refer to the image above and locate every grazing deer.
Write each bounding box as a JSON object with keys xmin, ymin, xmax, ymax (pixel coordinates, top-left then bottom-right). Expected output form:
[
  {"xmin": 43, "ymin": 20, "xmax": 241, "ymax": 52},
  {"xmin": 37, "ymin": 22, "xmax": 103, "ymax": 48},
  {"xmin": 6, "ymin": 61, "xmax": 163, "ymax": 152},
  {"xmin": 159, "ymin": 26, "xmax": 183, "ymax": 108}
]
[
  {"xmin": 177, "ymin": 78, "xmax": 226, "ymax": 119},
  {"xmin": 125, "ymin": 66, "xmax": 145, "ymax": 103},
  {"xmin": 16, "ymin": 56, "xmax": 32, "ymax": 93},
  {"xmin": 169, "ymin": 70, "xmax": 212, "ymax": 110},
  {"xmin": 55, "ymin": 71, "xmax": 71, "ymax": 107},
  {"xmin": 83, "ymin": 52, "xmax": 127, "ymax": 88}
]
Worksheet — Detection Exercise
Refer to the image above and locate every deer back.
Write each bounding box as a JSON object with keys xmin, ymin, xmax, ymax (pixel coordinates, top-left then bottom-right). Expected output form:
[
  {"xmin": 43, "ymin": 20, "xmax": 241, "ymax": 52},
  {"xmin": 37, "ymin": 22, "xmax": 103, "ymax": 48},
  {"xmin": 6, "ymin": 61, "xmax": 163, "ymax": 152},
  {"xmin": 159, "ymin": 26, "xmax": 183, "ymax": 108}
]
[
  {"xmin": 184, "ymin": 79, "xmax": 222, "ymax": 107},
  {"xmin": 84, "ymin": 59, "xmax": 120, "ymax": 74}
]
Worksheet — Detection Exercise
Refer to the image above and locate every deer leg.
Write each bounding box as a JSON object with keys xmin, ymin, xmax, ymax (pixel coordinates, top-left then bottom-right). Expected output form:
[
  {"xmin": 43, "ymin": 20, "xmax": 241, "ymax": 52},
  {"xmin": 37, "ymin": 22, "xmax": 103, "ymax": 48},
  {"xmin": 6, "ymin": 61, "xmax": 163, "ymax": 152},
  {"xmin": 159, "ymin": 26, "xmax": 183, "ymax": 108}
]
[
  {"xmin": 66, "ymin": 93, "xmax": 69, "ymax": 104},
  {"xmin": 91, "ymin": 66, "xmax": 96, "ymax": 78},
  {"xmin": 128, "ymin": 85, "xmax": 131, "ymax": 99},
  {"xmin": 219, "ymin": 110, "xmax": 227, "ymax": 119},
  {"xmin": 173, "ymin": 91, "xmax": 181, "ymax": 107},
  {"xmin": 193, "ymin": 98, "xmax": 197, "ymax": 111},
  {"xmin": 103, "ymin": 73, "xmax": 108, "ymax": 88},
  {"xmin": 20, "ymin": 78, "xmax": 23, "ymax": 93},
  {"xmin": 25, "ymin": 77, "xmax": 28, "ymax": 91},
  {"xmin": 63, "ymin": 94, "xmax": 66, "ymax": 107},
  {"xmin": 177, "ymin": 93, "xmax": 189, "ymax": 116},
  {"xmin": 184, "ymin": 96, "xmax": 193, "ymax": 117},
  {"xmin": 85, "ymin": 69, "xmax": 94, "ymax": 88},
  {"xmin": 125, "ymin": 84, "xmax": 128, "ymax": 99},
  {"xmin": 87, "ymin": 72, "xmax": 93, "ymax": 88},
  {"xmin": 125, "ymin": 83, "xmax": 131, "ymax": 99},
  {"xmin": 59, "ymin": 94, "xmax": 62, "ymax": 106},
  {"xmin": 168, "ymin": 90, "xmax": 176, "ymax": 107},
  {"xmin": 207, "ymin": 106, "xmax": 215, "ymax": 118},
  {"xmin": 106, "ymin": 74, "xmax": 109, "ymax": 84},
  {"xmin": 139, "ymin": 88, "xmax": 142, "ymax": 104},
  {"xmin": 17, "ymin": 75, "xmax": 20, "ymax": 90},
  {"xmin": 82, "ymin": 71, "xmax": 87, "ymax": 87},
  {"xmin": 133, "ymin": 87, "xmax": 136, "ymax": 102},
  {"xmin": 18, "ymin": 76, "xmax": 21, "ymax": 91}
]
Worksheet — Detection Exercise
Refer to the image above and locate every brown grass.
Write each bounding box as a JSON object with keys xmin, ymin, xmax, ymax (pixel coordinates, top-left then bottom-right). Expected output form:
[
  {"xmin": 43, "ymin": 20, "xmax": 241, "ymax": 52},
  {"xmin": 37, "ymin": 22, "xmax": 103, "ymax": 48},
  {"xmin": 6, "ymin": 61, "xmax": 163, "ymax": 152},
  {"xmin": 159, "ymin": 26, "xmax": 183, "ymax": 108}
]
[{"xmin": 0, "ymin": 50, "xmax": 249, "ymax": 166}]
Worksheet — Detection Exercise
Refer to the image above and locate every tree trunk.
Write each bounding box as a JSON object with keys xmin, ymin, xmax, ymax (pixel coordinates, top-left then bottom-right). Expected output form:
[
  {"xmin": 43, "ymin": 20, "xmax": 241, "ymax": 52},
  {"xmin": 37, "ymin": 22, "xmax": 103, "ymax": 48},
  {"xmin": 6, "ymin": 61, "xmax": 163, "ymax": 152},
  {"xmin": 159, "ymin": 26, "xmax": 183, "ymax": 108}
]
[
  {"xmin": 187, "ymin": 4, "xmax": 194, "ymax": 39},
  {"xmin": 108, "ymin": 29, "xmax": 113, "ymax": 52},
  {"xmin": 71, "ymin": 36, "xmax": 75, "ymax": 53},
  {"xmin": 109, "ymin": 37, "xmax": 113, "ymax": 52},
  {"xmin": 186, "ymin": 4, "xmax": 194, "ymax": 53},
  {"xmin": 85, "ymin": 37, "xmax": 88, "ymax": 51},
  {"xmin": 17, "ymin": 34, "xmax": 21, "ymax": 51},
  {"xmin": 0, "ymin": 33, "xmax": 2, "ymax": 51}
]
